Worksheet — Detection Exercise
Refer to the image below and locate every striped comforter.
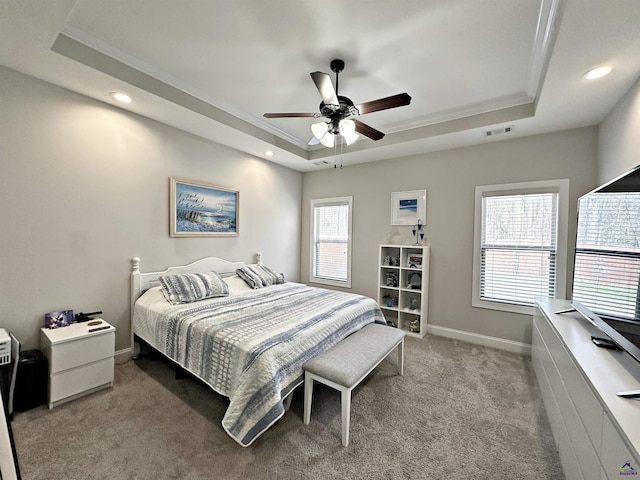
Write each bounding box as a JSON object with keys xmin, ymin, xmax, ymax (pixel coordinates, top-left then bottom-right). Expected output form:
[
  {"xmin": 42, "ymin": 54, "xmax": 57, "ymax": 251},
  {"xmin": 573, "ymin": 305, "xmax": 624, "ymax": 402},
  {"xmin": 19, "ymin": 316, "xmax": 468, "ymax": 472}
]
[{"xmin": 133, "ymin": 282, "xmax": 386, "ymax": 446}]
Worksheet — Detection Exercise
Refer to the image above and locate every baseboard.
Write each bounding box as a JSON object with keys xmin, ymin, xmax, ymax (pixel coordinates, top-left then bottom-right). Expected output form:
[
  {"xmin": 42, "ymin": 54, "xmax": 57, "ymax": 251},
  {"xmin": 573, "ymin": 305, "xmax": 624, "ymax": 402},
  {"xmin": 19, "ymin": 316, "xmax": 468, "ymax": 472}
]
[
  {"xmin": 115, "ymin": 348, "xmax": 132, "ymax": 364},
  {"xmin": 425, "ymin": 325, "xmax": 531, "ymax": 356},
  {"xmin": 115, "ymin": 329, "xmax": 530, "ymax": 363}
]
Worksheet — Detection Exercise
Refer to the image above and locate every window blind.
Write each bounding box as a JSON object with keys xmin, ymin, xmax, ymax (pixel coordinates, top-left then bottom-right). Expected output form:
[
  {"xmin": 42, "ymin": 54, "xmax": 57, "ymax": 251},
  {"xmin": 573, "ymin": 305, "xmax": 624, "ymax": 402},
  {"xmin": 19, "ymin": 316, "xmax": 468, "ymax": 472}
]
[
  {"xmin": 312, "ymin": 202, "xmax": 350, "ymax": 282},
  {"xmin": 480, "ymin": 192, "xmax": 558, "ymax": 306},
  {"xmin": 573, "ymin": 192, "xmax": 640, "ymax": 321}
]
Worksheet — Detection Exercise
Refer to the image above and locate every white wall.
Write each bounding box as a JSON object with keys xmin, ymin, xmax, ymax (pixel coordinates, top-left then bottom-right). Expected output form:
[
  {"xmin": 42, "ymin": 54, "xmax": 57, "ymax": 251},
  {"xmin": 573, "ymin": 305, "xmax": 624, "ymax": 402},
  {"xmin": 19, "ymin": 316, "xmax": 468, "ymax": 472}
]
[
  {"xmin": 598, "ymin": 76, "xmax": 640, "ymax": 183},
  {"xmin": 302, "ymin": 128, "xmax": 598, "ymax": 347},
  {"xmin": 0, "ymin": 67, "xmax": 302, "ymax": 352}
]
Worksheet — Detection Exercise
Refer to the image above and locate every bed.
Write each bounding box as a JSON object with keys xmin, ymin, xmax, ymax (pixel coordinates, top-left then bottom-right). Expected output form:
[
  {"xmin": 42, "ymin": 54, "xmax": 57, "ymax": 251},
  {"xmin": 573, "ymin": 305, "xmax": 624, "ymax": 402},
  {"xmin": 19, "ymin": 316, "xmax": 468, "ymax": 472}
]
[{"xmin": 130, "ymin": 254, "xmax": 386, "ymax": 447}]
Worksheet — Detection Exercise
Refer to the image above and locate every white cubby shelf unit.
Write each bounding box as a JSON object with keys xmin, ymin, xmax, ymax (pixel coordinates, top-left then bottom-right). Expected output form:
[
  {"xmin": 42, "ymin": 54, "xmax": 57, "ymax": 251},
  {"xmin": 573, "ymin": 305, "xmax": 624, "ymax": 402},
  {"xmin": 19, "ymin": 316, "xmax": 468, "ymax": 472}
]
[{"xmin": 377, "ymin": 245, "xmax": 429, "ymax": 338}]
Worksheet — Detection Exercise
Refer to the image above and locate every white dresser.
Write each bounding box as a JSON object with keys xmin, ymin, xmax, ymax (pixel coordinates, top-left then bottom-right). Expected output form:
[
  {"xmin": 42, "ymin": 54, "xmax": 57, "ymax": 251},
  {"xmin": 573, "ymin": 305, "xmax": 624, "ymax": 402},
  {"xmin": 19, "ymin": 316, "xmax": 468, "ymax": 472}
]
[
  {"xmin": 533, "ymin": 298, "xmax": 640, "ymax": 480},
  {"xmin": 40, "ymin": 320, "xmax": 115, "ymax": 408}
]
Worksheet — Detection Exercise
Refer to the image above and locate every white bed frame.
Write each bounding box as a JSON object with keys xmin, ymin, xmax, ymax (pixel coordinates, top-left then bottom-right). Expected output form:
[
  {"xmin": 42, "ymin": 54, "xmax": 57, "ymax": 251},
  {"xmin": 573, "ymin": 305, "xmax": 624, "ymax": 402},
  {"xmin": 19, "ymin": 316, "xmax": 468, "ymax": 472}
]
[{"xmin": 130, "ymin": 253, "xmax": 262, "ymax": 356}]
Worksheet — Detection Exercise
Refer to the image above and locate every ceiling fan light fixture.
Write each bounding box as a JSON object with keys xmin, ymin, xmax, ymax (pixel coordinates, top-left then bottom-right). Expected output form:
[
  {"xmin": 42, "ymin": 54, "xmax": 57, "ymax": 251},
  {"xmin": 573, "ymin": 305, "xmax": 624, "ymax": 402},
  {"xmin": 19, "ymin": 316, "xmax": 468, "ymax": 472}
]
[
  {"xmin": 338, "ymin": 118, "xmax": 356, "ymax": 134},
  {"xmin": 311, "ymin": 121, "xmax": 329, "ymax": 139},
  {"xmin": 342, "ymin": 130, "xmax": 359, "ymax": 145},
  {"xmin": 320, "ymin": 132, "xmax": 335, "ymax": 148}
]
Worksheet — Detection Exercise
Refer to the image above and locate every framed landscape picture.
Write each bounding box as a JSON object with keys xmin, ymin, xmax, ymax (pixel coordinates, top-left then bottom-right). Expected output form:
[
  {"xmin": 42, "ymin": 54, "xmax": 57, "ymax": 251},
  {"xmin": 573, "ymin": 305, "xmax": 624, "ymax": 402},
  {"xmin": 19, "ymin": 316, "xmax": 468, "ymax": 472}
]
[
  {"xmin": 391, "ymin": 190, "xmax": 426, "ymax": 226},
  {"xmin": 170, "ymin": 178, "xmax": 238, "ymax": 237}
]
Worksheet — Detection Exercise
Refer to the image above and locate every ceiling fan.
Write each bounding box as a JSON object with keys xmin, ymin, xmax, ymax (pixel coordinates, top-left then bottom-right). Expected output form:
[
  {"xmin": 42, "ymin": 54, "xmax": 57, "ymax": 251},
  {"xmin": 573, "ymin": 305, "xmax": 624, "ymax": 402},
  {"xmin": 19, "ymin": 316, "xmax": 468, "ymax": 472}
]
[{"xmin": 263, "ymin": 59, "xmax": 411, "ymax": 147}]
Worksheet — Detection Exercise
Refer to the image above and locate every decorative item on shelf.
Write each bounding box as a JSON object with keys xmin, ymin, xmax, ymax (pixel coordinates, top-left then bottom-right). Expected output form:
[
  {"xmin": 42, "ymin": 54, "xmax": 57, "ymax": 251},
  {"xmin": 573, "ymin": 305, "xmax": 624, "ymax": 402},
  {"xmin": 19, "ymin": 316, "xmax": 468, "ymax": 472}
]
[
  {"xmin": 383, "ymin": 255, "xmax": 393, "ymax": 266},
  {"xmin": 382, "ymin": 295, "xmax": 397, "ymax": 308},
  {"xmin": 412, "ymin": 219, "xmax": 424, "ymax": 245},
  {"xmin": 408, "ymin": 271, "xmax": 422, "ymax": 289},
  {"xmin": 409, "ymin": 317, "xmax": 420, "ymax": 333},
  {"xmin": 387, "ymin": 319, "xmax": 398, "ymax": 328},
  {"xmin": 394, "ymin": 253, "xmax": 401, "ymax": 266},
  {"xmin": 407, "ymin": 253, "xmax": 423, "ymax": 268},
  {"xmin": 385, "ymin": 272, "xmax": 399, "ymax": 287},
  {"xmin": 409, "ymin": 297, "xmax": 418, "ymax": 310}
]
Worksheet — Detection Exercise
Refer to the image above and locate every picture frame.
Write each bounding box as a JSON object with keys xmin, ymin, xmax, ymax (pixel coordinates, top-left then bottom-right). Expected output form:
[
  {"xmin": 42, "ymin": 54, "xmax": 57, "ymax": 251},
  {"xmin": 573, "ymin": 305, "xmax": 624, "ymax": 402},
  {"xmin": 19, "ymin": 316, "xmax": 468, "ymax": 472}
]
[
  {"xmin": 407, "ymin": 253, "xmax": 423, "ymax": 268},
  {"xmin": 45, "ymin": 309, "xmax": 73, "ymax": 329},
  {"xmin": 170, "ymin": 178, "xmax": 238, "ymax": 237},
  {"xmin": 391, "ymin": 190, "xmax": 426, "ymax": 226}
]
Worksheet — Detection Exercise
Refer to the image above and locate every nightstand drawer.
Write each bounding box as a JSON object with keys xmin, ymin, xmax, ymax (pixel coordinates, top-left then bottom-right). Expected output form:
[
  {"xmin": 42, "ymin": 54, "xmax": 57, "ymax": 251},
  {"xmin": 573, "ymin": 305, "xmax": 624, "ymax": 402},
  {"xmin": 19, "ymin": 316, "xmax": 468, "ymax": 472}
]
[
  {"xmin": 48, "ymin": 332, "xmax": 114, "ymax": 373},
  {"xmin": 49, "ymin": 357, "xmax": 114, "ymax": 405}
]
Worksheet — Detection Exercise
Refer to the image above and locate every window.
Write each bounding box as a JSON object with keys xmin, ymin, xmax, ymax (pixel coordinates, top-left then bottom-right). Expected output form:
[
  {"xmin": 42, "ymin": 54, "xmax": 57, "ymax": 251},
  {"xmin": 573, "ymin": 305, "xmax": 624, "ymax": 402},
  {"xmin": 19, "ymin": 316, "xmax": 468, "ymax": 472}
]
[
  {"xmin": 573, "ymin": 192, "xmax": 640, "ymax": 321},
  {"xmin": 310, "ymin": 196, "xmax": 353, "ymax": 288},
  {"xmin": 472, "ymin": 179, "xmax": 569, "ymax": 314}
]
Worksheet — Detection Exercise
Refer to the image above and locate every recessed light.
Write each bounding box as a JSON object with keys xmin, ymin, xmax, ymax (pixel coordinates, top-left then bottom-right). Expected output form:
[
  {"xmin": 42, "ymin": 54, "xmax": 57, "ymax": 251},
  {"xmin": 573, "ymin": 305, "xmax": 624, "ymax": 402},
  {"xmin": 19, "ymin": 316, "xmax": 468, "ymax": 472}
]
[
  {"xmin": 264, "ymin": 151, "xmax": 275, "ymax": 157},
  {"xmin": 582, "ymin": 65, "xmax": 613, "ymax": 80},
  {"xmin": 110, "ymin": 92, "xmax": 132, "ymax": 103}
]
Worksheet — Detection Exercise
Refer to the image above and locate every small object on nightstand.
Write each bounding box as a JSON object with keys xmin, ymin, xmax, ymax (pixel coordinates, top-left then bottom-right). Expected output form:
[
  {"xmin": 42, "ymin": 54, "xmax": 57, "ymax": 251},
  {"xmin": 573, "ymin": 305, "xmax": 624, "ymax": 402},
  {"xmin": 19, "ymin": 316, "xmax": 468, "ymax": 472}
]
[
  {"xmin": 44, "ymin": 309, "xmax": 73, "ymax": 329},
  {"xmin": 75, "ymin": 311, "xmax": 103, "ymax": 322},
  {"xmin": 88, "ymin": 326, "xmax": 110, "ymax": 333}
]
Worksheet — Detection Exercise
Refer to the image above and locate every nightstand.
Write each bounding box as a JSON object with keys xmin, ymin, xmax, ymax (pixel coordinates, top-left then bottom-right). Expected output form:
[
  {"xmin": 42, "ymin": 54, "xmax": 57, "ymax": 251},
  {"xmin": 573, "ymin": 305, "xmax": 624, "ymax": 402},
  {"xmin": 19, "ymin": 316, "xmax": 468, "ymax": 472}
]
[{"xmin": 40, "ymin": 320, "xmax": 115, "ymax": 408}]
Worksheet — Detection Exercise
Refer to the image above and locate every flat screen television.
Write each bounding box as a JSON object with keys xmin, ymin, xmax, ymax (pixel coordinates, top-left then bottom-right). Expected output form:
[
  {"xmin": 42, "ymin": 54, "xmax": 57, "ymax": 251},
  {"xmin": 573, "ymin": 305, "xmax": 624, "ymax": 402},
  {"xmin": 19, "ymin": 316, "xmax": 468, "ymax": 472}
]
[{"xmin": 571, "ymin": 164, "xmax": 640, "ymax": 365}]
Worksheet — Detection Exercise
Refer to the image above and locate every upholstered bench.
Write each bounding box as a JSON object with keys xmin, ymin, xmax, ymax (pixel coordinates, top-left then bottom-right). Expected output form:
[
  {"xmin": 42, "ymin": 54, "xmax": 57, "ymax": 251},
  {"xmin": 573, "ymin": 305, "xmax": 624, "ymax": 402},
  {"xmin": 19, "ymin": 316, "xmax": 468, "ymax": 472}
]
[{"xmin": 303, "ymin": 323, "xmax": 405, "ymax": 446}]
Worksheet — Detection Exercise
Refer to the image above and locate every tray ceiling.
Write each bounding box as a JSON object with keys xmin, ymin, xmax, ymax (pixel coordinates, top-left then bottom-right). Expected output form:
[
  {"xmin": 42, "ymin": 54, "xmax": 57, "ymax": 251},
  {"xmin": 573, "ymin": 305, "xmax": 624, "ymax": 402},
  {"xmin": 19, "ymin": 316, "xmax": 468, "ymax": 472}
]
[{"xmin": 2, "ymin": 0, "xmax": 640, "ymax": 171}]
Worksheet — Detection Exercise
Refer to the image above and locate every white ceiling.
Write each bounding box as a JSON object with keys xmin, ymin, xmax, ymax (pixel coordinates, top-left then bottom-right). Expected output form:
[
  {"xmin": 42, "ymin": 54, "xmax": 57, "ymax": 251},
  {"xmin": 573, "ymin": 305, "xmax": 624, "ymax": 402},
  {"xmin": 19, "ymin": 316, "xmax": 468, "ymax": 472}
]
[{"xmin": 2, "ymin": 0, "xmax": 640, "ymax": 172}]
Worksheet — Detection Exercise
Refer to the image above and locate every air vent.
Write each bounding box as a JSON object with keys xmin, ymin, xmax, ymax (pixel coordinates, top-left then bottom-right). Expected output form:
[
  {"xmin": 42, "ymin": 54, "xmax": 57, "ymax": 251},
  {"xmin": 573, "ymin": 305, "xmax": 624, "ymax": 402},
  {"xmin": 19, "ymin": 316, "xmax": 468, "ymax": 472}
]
[
  {"xmin": 312, "ymin": 160, "xmax": 331, "ymax": 166},
  {"xmin": 484, "ymin": 126, "xmax": 514, "ymax": 137}
]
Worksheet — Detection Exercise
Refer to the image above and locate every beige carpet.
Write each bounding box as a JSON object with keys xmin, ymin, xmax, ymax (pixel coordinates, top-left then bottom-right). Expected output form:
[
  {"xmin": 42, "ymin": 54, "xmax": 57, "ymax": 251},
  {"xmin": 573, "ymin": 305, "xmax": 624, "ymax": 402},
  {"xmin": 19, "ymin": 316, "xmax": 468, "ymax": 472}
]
[{"xmin": 12, "ymin": 335, "xmax": 564, "ymax": 480}]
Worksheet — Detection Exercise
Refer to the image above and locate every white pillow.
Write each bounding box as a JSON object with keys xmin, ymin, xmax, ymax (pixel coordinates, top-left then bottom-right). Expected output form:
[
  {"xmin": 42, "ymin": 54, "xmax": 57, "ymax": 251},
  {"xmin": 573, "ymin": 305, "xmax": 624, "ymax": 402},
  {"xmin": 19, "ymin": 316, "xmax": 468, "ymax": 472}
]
[
  {"xmin": 224, "ymin": 274, "xmax": 254, "ymax": 295},
  {"xmin": 158, "ymin": 271, "xmax": 228, "ymax": 305}
]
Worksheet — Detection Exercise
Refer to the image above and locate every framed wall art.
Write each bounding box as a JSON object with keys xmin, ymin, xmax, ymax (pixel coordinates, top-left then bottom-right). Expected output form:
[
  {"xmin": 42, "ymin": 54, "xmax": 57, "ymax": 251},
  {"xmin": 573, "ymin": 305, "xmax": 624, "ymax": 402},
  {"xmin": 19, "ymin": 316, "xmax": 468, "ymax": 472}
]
[
  {"xmin": 170, "ymin": 178, "xmax": 238, "ymax": 237},
  {"xmin": 391, "ymin": 189, "xmax": 426, "ymax": 226}
]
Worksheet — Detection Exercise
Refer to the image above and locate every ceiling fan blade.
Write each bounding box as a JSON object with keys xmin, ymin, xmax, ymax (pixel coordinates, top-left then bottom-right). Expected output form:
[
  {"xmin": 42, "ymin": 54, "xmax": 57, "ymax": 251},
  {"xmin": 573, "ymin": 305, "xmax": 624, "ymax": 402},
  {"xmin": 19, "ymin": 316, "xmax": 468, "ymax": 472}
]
[
  {"xmin": 310, "ymin": 71, "xmax": 339, "ymax": 106},
  {"xmin": 308, "ymin": 136, "xmax": 321, "ymax": 146},
  {"xmin": 263, "ymin": 112, "xmax": 320, "ymax": 118},
  {"xmin": 354, "ymin": 120, "xmax": 385, "ymax": 141},
  {"xmin": 356, "ymin": 93, "xmax": 412, "ymax": 115}
]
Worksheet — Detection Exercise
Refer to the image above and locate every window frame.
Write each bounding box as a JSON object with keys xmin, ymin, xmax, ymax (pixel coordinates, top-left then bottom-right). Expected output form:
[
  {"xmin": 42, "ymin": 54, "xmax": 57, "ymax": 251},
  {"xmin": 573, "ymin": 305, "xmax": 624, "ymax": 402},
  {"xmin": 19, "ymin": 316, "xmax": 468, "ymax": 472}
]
[
  {"xmin": 472, "ymin": 179, "xmax": 570, "ymax": 314},
  {"xmin": 309, "ymin": 196, "xmax": 353, "ymax": 288}
]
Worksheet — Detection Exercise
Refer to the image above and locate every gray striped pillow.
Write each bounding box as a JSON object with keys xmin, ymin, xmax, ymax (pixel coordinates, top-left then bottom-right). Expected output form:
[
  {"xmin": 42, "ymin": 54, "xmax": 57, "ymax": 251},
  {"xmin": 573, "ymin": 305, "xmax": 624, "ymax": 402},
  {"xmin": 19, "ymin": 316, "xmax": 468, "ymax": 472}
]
[
  {"xmin": 159, "ymin": 271, "xmax": 229, "ymax": 304},
  {"xmin": 235, "ymin": 265, "xmax": 285, "ymax": 289}
]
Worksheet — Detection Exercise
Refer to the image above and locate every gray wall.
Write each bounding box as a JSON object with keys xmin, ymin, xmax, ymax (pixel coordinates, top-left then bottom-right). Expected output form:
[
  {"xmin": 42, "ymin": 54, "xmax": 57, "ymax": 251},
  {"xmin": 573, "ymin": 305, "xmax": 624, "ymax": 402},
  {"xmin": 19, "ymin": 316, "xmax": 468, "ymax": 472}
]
[
  {"xmin": 598, "ymin": 76, "xmax": 640, "ymax": 183},
  {"xmin": 6, "ymin": 62, "xmax": 635, "ymax": 353},
  {"xmin": 301, "ymin": 128, "xmax": 598, "ymax": 346},
  {"xmin": 0, "ymin": 67, "xmax": 302, "ymax": 352}
]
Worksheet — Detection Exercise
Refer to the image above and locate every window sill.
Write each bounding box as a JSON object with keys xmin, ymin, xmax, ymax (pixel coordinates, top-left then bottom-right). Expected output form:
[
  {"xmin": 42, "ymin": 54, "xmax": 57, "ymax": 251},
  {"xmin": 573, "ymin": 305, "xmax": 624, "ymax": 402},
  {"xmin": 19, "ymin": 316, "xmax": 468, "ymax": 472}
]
[
  {"xmin": 309, "ymin": 277, "xmax": 351, "ymax": 289},
  {"xmin": 472, "ymin": 298, "xmax": 535, "ymax": 316}
]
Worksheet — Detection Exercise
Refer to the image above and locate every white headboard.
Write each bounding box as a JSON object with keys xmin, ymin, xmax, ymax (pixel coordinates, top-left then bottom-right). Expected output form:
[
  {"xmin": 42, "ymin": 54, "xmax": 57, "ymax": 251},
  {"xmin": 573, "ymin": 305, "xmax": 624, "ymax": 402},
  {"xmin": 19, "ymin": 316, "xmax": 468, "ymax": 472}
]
[{"xmin": 129, "ymin": 253, "xmax": 262, "ymax": 353}]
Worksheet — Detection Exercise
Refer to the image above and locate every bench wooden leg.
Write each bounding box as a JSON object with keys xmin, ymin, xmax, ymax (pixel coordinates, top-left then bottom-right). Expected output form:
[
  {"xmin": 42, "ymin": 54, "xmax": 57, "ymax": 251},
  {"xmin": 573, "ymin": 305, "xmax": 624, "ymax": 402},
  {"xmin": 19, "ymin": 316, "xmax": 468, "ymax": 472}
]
[
  {"xmin": 398, "ymin": 339, "xmax": 404, "ymax": 375},
  {"xmin": 303, "ymin": 374, "xmax": 313, "ymax": 425},
  {"xmin": 341, "ymin": 388, "xmax": 351, "ymax": 447}
]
